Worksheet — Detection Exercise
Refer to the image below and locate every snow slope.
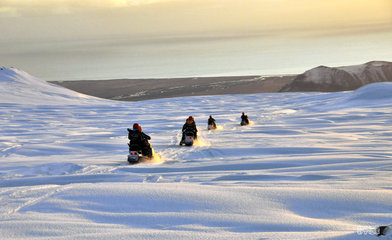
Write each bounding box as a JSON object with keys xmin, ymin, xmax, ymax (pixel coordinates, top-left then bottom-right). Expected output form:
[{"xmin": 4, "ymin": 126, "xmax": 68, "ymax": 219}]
[
  {"xmin": 0, "ymin": 67, "xmax": 101, "ymax": 104},
  {"xmin": 1, "ymin": 68, "xmax": 392, "ymax": 239}
]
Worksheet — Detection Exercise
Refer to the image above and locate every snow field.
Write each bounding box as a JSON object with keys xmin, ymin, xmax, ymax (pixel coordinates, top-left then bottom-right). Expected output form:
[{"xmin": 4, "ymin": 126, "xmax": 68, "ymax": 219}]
[{"xmin": 1, "ymin": 68, "xmax": 392, "ymax": 239}]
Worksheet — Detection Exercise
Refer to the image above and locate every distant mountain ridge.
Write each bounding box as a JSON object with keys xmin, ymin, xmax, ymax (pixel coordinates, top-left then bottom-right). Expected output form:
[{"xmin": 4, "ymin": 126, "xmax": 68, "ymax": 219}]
[
  {"xmin": 2, "ymin": 61, "xmax": 392, "ymax": 104},
  {"xmin": 280, "ymin": 61, "xmax": 392, "ymax": 92}
]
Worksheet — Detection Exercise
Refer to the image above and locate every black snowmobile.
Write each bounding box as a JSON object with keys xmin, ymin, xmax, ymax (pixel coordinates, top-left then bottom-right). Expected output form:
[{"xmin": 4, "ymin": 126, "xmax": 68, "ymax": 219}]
[
  {"xmin": 180, "ymin": 130, "xmax": 195, "ymax": 146},
  {"xmin": 127, "ymin": 143, "xmax": 153, "ymax": 164},
  {"xmin": 208, "ymin": 124, "xmax": 217, "ymax": 130},
  {"xmin": 127, "ymin": 126, "xmax": 153, "ymax": 164},
  {"xmin": 240, "ymin": 119, "xmax": 249, "ymax": 126},
  {"xmin": 208, "ymin": 116, "xmax": 217, "ymax": 130},
  {"xmin": 240, "ymin": 114, "xmax": 250, "ymax": 126}
]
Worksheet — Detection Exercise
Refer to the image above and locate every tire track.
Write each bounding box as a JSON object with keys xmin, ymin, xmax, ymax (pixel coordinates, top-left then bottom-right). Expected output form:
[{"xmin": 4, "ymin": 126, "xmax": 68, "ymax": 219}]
[{"xmin": 2, "ymin": 185, "xmax": 66, "ymax": 217}]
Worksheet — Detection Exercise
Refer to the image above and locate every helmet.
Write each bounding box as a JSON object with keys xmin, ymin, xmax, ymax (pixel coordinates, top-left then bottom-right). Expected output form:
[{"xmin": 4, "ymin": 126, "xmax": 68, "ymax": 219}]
[
  {"xmin": 242, "ymin": 112, "xmax": 245, "ymax": 115},
  {"xmin": 186, "ymin": 116, "xmax": 194, "ymax": 124},
  {"xmin": 133, "ymin": 123, "xmax": 139, "ymax": 131}
]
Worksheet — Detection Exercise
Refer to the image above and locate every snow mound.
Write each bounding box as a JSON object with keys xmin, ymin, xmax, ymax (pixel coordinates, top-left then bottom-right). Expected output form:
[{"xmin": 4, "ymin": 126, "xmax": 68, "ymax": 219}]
[
  {"xmin": 0, "ymin": 67, "xmax": 100, "ymax": 105},
  {"xmin": 347, "ymin": 82, "xmax": 392, "ymax": 101},
  {"xmin": 308, "ymin": 82, "xmax": 392, "ymax": 112}
]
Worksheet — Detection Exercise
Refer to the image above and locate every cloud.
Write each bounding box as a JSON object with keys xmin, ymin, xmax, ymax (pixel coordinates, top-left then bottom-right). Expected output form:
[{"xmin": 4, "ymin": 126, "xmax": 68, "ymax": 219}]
[
  {"xmin": 0, "ymin": 7, "xmax": 19, "ymax": 17},
  {"xmin": 0, "ymin": 0, "xmax": 390, "ymax": 41},
  {"xmin": 0, "ymin": 0, "xmax": 182, "ymax": 16}
]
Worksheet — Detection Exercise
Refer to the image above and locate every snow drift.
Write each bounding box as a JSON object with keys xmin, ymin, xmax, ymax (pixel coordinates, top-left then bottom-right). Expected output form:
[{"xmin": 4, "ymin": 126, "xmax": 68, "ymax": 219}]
[
  {"xmin": 280, "ymin": 61, "xmax": 392, "ymax": 92},
  {"xmin": 1, "ymin": 69, "xmax": 392, "ymax": 239}
]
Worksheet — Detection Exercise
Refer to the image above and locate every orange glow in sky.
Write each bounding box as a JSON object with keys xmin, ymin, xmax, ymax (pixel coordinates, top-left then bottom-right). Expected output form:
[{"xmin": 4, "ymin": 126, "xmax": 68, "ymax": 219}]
[{"xmin": 0, "ymin": 0, "xmax": 391, "ymax": 41}]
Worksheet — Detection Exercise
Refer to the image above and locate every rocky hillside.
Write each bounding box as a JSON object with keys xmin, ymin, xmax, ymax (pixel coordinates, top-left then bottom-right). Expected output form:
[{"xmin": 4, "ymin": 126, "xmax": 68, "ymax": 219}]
[{"xmin": 280, "ymin": 61, "xmax": 392, "ymax": 92}]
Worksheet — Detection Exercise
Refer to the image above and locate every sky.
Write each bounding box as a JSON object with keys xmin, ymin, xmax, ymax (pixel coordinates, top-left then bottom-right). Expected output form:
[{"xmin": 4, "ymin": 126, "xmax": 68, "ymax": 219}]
[
  {"xmin": 0, "ymin": 0, "xmax": 391, "ymax": 80},
  {"xmin": 1, "ymin": 0, "xmax": 391, "ymax": 42}
]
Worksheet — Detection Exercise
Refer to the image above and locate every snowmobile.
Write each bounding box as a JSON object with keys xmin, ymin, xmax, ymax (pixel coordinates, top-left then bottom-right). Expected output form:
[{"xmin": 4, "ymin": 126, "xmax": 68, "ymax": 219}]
[
  {"xmin": 240, "ymin": 119, "xmax": 249, "ymax": 126},
  {"xmin": 127, "ymin": 143, "xmax": 152, "ymax": 164},
  {"xmin": 180, "ymin": 131, "xmax": 195, "ymax": 146},
  {"xmin": 208, "ymin": 123, "xmax": 217, "ymax": 130}
]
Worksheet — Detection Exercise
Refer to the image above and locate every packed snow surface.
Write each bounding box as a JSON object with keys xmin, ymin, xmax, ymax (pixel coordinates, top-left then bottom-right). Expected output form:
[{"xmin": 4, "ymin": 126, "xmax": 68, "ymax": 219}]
[{"xmin": 1, "ymin": 68, "xmax": 392, "ymax": 239}]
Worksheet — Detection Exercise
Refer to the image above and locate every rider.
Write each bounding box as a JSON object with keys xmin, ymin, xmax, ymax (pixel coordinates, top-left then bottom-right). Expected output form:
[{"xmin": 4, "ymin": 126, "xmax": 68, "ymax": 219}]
[
  {"xmin": 208, "ymin": 115, "xmax": 216, "ymax": 129},
  {"xmin": 127, "ymin": 123, "xmax": 153, "ymax": 158},
  {"xmin": 180, "ymin": 116, "xmax": 198, "ymax": 144},
  {"xmin": 241, "ymin": 112, "xmax": 249, "ymax": 125}
]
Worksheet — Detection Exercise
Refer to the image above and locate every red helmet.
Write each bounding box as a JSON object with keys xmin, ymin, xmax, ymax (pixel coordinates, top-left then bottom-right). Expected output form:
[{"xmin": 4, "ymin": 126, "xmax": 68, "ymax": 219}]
[
  {"xmin": 133, "ymin": 123, "xmax": 139, "ymax": 130},
  {"xmin": 188, "ymin": 116, "xmax": 194, "ymax": 121}
]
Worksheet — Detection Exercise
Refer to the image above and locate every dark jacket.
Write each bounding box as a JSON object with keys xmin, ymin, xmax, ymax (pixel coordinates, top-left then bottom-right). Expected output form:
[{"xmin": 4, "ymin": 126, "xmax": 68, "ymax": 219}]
[
  {"xmin": 241, "ymin": 114, "xmax": 249, "ymax": 123},
  {"xmin": 208, "ymin": 117, "xmax": 215, "ymax": 125},
  {"xmin": 127, "ymin": 129, "xmax": 151, "ymax": 147},
  {"xmin": 182, "ymin": 121, "xmax": 197, "ymax": 134}
]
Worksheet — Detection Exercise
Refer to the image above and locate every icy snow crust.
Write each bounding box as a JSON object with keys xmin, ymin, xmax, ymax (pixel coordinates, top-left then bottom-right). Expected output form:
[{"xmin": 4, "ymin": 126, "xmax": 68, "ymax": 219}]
[{"xmin": 1, "ymin": 68, "xmax": 392, "ymax": 239}]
